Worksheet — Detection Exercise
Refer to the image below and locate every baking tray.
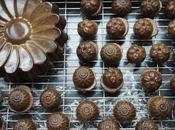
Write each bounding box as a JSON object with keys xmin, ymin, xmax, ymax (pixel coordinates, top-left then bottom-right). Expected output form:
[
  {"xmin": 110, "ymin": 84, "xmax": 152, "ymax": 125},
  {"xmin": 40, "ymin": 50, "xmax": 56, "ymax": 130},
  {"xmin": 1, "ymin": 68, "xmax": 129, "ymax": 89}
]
[{"xmin": 1, "ymin": 0, "xmax": 175, "ymax": 129}]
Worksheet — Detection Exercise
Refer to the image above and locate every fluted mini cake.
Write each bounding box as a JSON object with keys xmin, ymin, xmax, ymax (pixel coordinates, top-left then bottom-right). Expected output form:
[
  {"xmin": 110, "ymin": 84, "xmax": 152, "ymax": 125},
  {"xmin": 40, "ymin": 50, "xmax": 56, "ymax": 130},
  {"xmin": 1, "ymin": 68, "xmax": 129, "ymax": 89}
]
[{"xmin": 0, "ymin": 0, "xmax": 67, "ymax": 81}]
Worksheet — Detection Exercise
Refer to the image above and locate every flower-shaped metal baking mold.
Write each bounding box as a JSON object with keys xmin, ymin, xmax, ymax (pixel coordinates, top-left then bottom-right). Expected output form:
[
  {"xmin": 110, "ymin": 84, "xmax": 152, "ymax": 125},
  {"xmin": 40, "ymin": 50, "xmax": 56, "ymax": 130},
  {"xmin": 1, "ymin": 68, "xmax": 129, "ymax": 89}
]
[{"xmin": 0, "ymin": 0, "xmax": 63, "ymax": 77}]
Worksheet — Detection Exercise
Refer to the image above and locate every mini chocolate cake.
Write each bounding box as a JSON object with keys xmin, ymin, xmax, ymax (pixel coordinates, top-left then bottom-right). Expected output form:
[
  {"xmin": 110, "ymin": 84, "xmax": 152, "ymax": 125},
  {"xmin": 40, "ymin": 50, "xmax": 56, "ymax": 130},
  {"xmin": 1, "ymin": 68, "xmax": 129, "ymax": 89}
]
[
  {"xmin": 9, "ymin": 85, "xmax": 33, "ymax": 113},
  {"xmin": 141, "ymin": 69, "xmax": 162, "ymax": 93},
  {"xmin": 134, "ymin": 18, "xmax": 158, "ymax": 39},
  {"xmin": 127, "ymin": 44, "xmax": 146, "ymax": 64},
  {"xmin": 98, "ymin": 119, "xmax": 119, "ymax": 130},
  {"xmin": 40, "ymin": 88, "xmax": 61, "ymax": 109},
  {"xmin": 170, "ymin": 75, "xmax": 175, "ymax": 94},
  {"xmin": 100, "ymin": 43, "xmax": 122, "ymax": 66},
  {"xmin": 150, "ymin": 43, "xmax": 170, "ymax": 63},
  {"xmin": 106, "ymin": 17, "xmax": 129, "ymax": 39},
  {"xmin": 76, "ymin": 100, "xmax": 99, "ymax": 122},
  {"xmin": 113, "ymin": 101, "xmax": 136, "ymax": 124},
  {"xmin": 47, "ymin": 112, "xmax": 70, "ymax": 130},
  {"xmin": 78, "ymin": 19, "xmax": 98, "ymax": 38},
  {"xmin": 73, "ymin": 66, "xmax": 96, "ymax": 91},
  {"xmin": 148, "ymin": 96, "xmax": 172, "ymax": 119},
  {"xmin": 112, "ymin": 0, "xmax": 132, "ymax": 16},
  {"xmin": 14, "ymin": 119, "xmax": 36, "ymax": 130},
  {"xmin": 77, "ymin": 41, "xmax": 98, "ymax": 62},
  {"xmin": 168, "ymin": 20, "xmax": 175, "ymax": 38},
  {"xmin": 80, "ymin": 0, "xmax": 102, "ymax": 17},
  {"xmin": 136, "ymin": 119, "xmax": 159, "ymax": 130},
  {"xmin": 166, "ymin": 0, "xmax": 175, "ymax": 19},
  {"xmin": 141, "ymin": 0, "xmax": 162, "ymax": 17},
  {"xmin": 100, "ymin": 68, "xmax": 123, "ymax": 93}
]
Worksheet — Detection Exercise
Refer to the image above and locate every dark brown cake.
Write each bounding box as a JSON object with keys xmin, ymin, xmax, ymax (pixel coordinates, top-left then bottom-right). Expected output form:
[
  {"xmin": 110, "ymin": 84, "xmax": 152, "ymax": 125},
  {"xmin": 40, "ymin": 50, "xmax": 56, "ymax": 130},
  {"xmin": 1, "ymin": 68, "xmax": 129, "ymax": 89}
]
[
  {"xmin": 9, "ymin": 85, "xmax": 33, "ymax": 113},
  {"xmin": 170, "ymin": 75, "xmax": 175, "ymax": 94},
  {"xmin": 113, "ymin": 101, "xmax": 136, "ymax": 124},
  {"xmin": 141, "ymin": 0, "xmax": 162, "ymax": 17},
  {"xmin": 112, "ymin": 0, "xmax": 132, "ymax": 16},
  {"xmin": 168, "ymin": 20, "xmax": 175, "ymax": 38},
  {"xmin": 47, "ymin": 112, "xmax": 70, "ymax": 130},
  {"xmin": 80, "ymin": 0, "xmax": 102, "ymax": 17},
  {"xmin": 134, "ymin": 18, "xmax": 158, "ymax": 39},
  {"xmin": 78, "ymin": 19, "xmax": 98, "ymax": 38},
  {"xmin": 73, "ymin": 66, "xmax": 96, "ymax": 91},
  {"xmin": 141, "ymin": 69, "xmax": 162, "ymax": 93},
  {"xmin": 106, "ymin": 17, "xmax": 129, "ymax": 39},
  {"xmin": 150, "ymin": 43, "xmax": 170, "ymax": 63},
  {"xmin": 40, "ymin": 88, "xmax": 61, "ymax": 109},
  {"xmin": 76, "ymin": 100, "xmax": 99, "ymax": 122},
  {"xmin": 166, "ymin": 0, "xmax": 175, "ymax": 19},
  {"xmin": 100, "ymin": 68, "xmax": 123, "ymax": 93},
  {"xmin": 98, "ymin": 119, "xmax": 120, "ymax": 130},
  {"xmin": 100, "ymin": 43, "xmax": 122, "ymax": 66},
  {"xmin": 14, "ymin": 119, "xmax": 36, "ymax": 130},
  {"xmin": 127, "ymin": 44, "xmax": 146, "ymax": 64},
  {"xmin": 77, "ymin": 41, "xmax": 98, "ymax": 62},
  {"xmin": 148, "ymin": 96, "xmax": 172, "ymax": 119},
  {"xmin": 135, "ymin": 119, "xmax": 159, "ymax": 130}
]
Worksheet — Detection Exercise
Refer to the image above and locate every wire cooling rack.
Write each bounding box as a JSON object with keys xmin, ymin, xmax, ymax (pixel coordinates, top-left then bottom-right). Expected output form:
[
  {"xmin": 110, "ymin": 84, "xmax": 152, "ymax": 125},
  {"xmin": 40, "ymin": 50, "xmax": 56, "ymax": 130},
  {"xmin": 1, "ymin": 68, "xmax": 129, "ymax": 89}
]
[{"xmin": 1, "ymin": 0, "xmax": 175, "ymax": 129}]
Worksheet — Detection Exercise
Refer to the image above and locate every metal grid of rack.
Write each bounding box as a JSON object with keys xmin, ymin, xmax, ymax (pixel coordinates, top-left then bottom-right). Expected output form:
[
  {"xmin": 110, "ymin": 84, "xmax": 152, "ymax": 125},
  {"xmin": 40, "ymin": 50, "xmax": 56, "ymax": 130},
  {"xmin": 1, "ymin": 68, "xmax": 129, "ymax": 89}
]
[{"xmin": 1, "ymin": 0, "xmax": 175, "ymax": 129}]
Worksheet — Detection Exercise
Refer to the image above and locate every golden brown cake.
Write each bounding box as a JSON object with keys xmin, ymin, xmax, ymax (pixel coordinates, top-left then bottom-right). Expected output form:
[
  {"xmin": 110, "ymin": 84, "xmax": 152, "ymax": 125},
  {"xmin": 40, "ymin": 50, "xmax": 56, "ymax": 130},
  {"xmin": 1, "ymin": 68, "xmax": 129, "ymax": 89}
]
[{"xmin": 0, "ymin": 0, "xmax": 67, "ymax": 81}]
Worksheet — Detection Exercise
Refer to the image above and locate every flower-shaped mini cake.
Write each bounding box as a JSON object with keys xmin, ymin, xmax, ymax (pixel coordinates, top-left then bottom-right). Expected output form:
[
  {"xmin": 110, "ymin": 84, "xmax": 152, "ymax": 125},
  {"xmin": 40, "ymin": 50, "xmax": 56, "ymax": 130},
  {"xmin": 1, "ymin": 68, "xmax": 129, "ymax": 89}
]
[{"xmin": 0, "ymin": 0, "xmax": 64, "ymax": 78}]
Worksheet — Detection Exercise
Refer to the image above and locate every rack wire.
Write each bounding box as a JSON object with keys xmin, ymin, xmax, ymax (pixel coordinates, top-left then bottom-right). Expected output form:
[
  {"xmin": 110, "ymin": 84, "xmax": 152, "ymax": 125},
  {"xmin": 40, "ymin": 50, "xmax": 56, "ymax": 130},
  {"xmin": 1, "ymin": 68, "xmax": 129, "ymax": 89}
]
[{"xmin": 1, "ymin": 0, "xmax": 175, "ymax": 129}]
